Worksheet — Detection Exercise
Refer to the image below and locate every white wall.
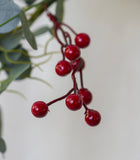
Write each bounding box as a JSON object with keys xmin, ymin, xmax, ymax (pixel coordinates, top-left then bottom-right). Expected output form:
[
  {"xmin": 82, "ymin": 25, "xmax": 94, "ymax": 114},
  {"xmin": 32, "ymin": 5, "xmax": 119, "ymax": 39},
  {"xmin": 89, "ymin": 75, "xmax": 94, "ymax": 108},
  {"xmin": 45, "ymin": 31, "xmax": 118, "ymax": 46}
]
[{"xmin": 0, "ymin": 0, "xmax": 140, "ymax": 160}]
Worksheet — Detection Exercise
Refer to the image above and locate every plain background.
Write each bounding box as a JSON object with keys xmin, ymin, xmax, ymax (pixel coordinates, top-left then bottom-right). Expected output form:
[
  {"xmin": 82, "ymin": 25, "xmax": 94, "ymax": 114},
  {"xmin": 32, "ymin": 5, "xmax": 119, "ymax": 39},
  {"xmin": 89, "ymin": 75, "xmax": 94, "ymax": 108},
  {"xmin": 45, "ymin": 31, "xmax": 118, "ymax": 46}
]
[{"xmin": 0, "ymin": 0, "xmax": 140, "ymax": 160}]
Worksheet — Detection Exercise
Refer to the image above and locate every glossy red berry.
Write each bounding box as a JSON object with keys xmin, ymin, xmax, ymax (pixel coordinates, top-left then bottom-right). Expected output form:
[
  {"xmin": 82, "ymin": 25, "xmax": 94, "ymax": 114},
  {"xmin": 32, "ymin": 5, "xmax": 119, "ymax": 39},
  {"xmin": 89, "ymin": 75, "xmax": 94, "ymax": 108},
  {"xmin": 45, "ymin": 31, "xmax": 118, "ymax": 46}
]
[
  {"xmin": 70, "ymin": 57, "xmax": 85, "ymax": 71},
  {"xmin": 31, "ymin": 101, "xmax": 48, "ymax": 118},
  {"xmin": 65, "ymin": 45, "xmax": 81, "ymax": 60},
  {"xmin": 75, "ymin": 33, "xmax": 90, "ymax": 48},
  {"xmin": 85, "ymin": 109, "xmax": 101, "ymax": 126},
  {"xmin": 79, "ymin": 88, "xmax": 92, "ymax": 105},
  {"xmin": 55, "ymin": 60, "xmax": 72, "ymax": 76},
  {"xmin": 65, "ymin": 93, "xmax": 83, "ymax": 111}
]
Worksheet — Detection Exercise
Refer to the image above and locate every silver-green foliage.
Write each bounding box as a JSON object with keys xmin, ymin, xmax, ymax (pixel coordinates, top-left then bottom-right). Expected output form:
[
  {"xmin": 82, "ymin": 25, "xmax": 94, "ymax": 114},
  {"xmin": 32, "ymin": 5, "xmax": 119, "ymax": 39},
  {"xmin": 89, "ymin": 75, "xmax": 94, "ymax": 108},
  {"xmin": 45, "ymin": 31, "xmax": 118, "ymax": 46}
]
[{"xmin": 0, "ymin": 0, "xmax": 21, "ymax": 33}]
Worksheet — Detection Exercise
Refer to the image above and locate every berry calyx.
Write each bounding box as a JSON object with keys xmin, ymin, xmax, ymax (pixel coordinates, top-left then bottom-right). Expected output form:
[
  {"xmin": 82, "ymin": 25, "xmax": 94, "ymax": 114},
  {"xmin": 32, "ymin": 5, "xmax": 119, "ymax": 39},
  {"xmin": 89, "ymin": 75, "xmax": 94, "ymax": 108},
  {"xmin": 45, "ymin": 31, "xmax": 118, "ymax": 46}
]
[
  {"xmin": 75, "ymin": 33, "xmax": 90, "ymax": 48},
  {"xmin": 79, "ymin": 88, "xmax": 92, "ymax": 104},
  {"xmin": 65, "ymin": 45, "xmax": 81, "ymax": 60},
  {"xmin": 55, "ymin": 60, "xmax": 72, "ymax": 76},
  {"xmin": 85, "ymin": 109, "xmax": 101, "ymax": 126},
  {"xmin": 70, "ymin": 57, "xmax": 85, "ymax": 71},
  {"xmin": 31, "ymin": 101, "xmax": 48, "ymax": 118},
  {"xmin": 65, "ymin": 93, "xmax": 83, "ymax": 111}
]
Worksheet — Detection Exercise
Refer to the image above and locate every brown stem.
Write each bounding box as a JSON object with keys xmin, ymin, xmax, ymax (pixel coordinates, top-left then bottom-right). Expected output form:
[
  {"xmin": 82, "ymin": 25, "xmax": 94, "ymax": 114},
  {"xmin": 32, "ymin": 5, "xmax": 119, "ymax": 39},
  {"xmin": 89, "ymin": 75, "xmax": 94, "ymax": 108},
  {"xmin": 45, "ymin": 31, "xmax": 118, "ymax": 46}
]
[
  {"xmin": 71, "ymin": 71, "xmax": 79, "ymax": 94},
  {"xmin": 61, "ymin": 23, "xmax": 77, "ymax": 35},
  {"xmin": 47, "ymin": 13, "xmax": 69, "ymax": 47},
  {"xmin": 29, "ymin": 0, "xmax": 57, "ymax": 26},
  {"xmin": 61, "ymin": 46, "xmax": 65, "ymax": 60},
  {"xmin": 80, "ymin": 69, "xmax": 84, "ymax": 88},
  {"xmin": 83, "ymin": 103, "xmax": 88, "ymax": 111},
  {"xmin": 47, "ymin": 88, "xmax": 74, "ymax": 106}
]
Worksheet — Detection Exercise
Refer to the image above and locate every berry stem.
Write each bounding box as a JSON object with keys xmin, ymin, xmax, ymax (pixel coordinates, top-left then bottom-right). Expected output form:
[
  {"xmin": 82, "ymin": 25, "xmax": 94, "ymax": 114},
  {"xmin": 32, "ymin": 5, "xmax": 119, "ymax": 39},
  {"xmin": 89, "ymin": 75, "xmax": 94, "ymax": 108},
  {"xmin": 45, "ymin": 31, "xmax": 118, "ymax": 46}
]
[
  {"xmin": 83, "ymin": 103, "xmax": 88, "ymax": 111},
  {"xmin": 80, "ymin": 69, "xmax": 84, "ymax": 88},
  {"xmin": 47, "ymin": 13, "xmax": 70, "ymax": 47},
  {"xmin": 61, "ymin": 46, "xmax": 65, "ymax": 60},
  {"xmin": 63, "ymin": 31, "xmax": 72, "ymax": 45},
  {"xmin": 47, "ymin": 88, "xmax": 74, "ymax": 106},
  {"xmin": 47, "ymin": 13, "xmax": 66, "ymax": 46},
  {"xmin": 71, "ymin": 58, "xmax": 85, "ymax": 93},
  {"xmin": 58, "ymin": 26, "xmax": 70, "ymax": 46},
  {"xmin": 54, "ymin": 25, "xmax": 66, "ymax": 47},
  {"xmin": 47, "ymin": 12, "xmax": 58, "ymax": 25},
  {"xmin": 29, "ymin": 0, "xmax": 57, "ymax": 26},
  {"xmin": 61, "ymin": 23, "xmax": 77, "ymax": 35},
  {"xmin": 71, "ymin": 71, "xmax": 79, "ymax": 93}
]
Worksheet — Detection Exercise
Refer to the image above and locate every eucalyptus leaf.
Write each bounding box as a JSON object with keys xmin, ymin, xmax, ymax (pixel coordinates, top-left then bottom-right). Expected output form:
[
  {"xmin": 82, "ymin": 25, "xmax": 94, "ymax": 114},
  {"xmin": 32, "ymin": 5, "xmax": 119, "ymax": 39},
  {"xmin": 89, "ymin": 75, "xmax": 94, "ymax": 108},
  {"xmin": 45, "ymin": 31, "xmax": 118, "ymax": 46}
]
[
  {"xmin": 33, "ymin": 26, "xmax": 52, "ymax": 36},
  {"xmin": 0, "ymin": 45, "xmax": 27, "ymax": 65},
  {"xmin": 20, "ymin": 10, "xmax": 37, "ymax": 50},
  {"xmin": 0, "ymin": 51, "xmax": 21, "ymax": 65},
  {"xmin": 55, "ymin": 0, "xmax": 65, "ymax": 23},
  {"xmin": 0, "ymin": 63, "xmax": 30, "ymax": 94},
  {"xmin": 14, "ymin": 49, "xmax": 32, "ymax": 80},
  {"xmin": 24, "ymin": 0, "xmax": 36, "ymax": 5},
  {"xmin": 0, "ymin": 137, "xmax": 6, "ymax": 153},
  {"xmin": 0, "ymin": 45, "xmax": 32, "ymax": 80},
  {"xmin": 0, "ymin": 108, "xmax": 2, "ymax": 137},
  {"xmin": 0, "ymin": 0, "xmax": 21, "ymax": 33},
  {"xmin": 0, "ymin": 109, "xmax": 6, "ymax": 154},
  {"xmin": 0, "ymin": 29, "xmax": 23, "ymax": 50}
]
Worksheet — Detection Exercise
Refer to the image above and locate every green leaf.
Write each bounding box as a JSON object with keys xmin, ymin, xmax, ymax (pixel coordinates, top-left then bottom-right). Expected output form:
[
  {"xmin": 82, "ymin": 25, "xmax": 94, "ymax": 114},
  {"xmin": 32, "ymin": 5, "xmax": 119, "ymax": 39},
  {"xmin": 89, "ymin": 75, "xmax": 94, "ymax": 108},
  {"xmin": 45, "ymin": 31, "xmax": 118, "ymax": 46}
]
[
  {"xmin": 55, "ymin": 0, "xmax": 65, "ymax": 23},
  {"xmin": 0, "ymin": 108, "xmax": 2, "ymax": 137},
  {"xmin": 0, "ymin": 0, "xmax": 21, "ymax": 33},
  {"xmin": 0, "ymin": 137, "xmax": 6, "ymax": 153},
  {"xmin": 33, "ymin": 26, "xmax": 53, "ymax": 36},
  {"xmin": 0, "ymin": 63, "xmax": 30, "ymax": 94},
  {"xmin": 16, "ymin": 65, "xmax": 32, "ymax": 80},
  {"xmin": 0, "ymin": 45, "xmax": 32, "ymax": 81},
  {"xmin": 0, "ymin": 29, "xmax": 23, "ymax": 50},
  {"xmin": 24, "ymin": 0, "xmax": 36, "ymax": 5},
  {"xmin": 14, "ymin": 50, "xmax": 32, "ymax": 80},
  {"xmin": 0, "ymin": 50, "xmax": 22, "ymax": 65},
  {"xmin": 0, "ymin": 109, "xmax": 6, "ymax": 154},
  {"xmin": 0, "ymin": 45, "xmax": 28, "ymax": 64},
  {"xmin": 19, "ymin": 10, "xmax": 37, "ymax": 50}
]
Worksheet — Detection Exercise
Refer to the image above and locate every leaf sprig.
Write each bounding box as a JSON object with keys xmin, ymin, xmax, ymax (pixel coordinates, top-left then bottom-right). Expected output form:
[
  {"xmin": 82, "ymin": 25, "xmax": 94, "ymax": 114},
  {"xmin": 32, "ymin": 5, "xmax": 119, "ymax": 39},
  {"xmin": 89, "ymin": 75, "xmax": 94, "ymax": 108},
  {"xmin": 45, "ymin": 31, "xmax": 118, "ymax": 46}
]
[{"xmin": 0, "ymin": 0, "xmax": 65, "ymax": 153}]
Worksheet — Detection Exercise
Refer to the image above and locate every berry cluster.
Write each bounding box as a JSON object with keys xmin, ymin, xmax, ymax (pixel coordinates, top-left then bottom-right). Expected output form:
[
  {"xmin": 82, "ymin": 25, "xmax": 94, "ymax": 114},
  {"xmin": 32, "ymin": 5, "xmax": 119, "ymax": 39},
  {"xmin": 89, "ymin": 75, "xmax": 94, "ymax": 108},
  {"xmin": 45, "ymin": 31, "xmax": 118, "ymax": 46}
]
[{"xmin": 31, "ymin": 13, "xmax": 101, "ymax": 127}]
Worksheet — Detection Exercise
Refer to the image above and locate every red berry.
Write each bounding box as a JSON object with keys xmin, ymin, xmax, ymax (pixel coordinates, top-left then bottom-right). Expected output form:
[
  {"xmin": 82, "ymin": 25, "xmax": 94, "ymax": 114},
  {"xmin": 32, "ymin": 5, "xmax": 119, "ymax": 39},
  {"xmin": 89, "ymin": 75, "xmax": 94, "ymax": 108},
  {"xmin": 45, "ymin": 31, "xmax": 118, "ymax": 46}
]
[
  {"xmin": 75, "ymin": 33, "xmax": 90, "ymax": 48},
  {"xmin": 65, "ymin": 45, "xmax": 81, "ymax": 60},
  {"xmin": 55, "ymin": 60, "xmax": 72, "ymax": 76},
  {"xmin": 85, "ymin": 109, "xmax": 101, "ymax": 126},
  {"xmin": 31, "ymin": 101, "xmax": 48, "ymax": 118},
  {"xmin": 65, "ymin": 93, "xmax": 83, "ymax": 111},
  {"xmin": 70, "ymin": 57, "xmax": 85, "ymax": 71},
  {"xmin": 79, "ymin": 88, "xmax": 92, "ymax": 104}
]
